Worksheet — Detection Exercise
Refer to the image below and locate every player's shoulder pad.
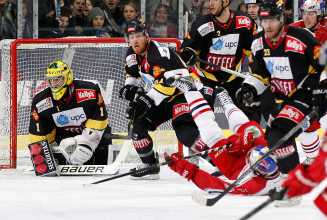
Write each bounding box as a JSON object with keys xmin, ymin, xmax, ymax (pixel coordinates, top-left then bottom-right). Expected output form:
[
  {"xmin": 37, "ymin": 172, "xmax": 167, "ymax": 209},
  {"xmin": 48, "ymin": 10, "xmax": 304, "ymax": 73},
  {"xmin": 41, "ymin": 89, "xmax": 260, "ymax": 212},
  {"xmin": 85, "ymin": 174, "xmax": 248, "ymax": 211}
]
[
  {"xmin": 33, "ymin": 88, "xmax": 54, "ymax": 114},
  {"xmin": 73, "ymin": 79, "xmax": 100, "ymax": 91},
  {"xmin": 288, "ymin": 26, "xmax": 319, "ymax": 47},
  {"xmin": 233, "ymin": 10, "xmax": 253, "ymax": 30},
  {"xmin": 192, "ymin": 14, "xmax": 215, "ymax": 37},
  {"xmin": 125, "ymin": 47, "xmax": 138, "ymax": 68},
  {"xmin": 151, "ymin": 40, "xmax": 171, "ymax": 59},
  {"xmin": 251, "ymin": 31, "xmax": 265, "ymax": 56}
]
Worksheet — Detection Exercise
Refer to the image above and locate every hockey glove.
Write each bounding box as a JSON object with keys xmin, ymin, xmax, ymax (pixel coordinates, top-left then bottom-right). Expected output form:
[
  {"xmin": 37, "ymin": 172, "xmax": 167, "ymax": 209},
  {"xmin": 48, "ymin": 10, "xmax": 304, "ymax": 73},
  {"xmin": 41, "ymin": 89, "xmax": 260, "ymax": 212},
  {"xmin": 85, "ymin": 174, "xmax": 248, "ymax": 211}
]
[
  {"xmin": 312, "ymin": 80, "xmax": 327, "ymax": 117},
  {"xmin": 119, "ymin": 85, "xmax": 140, "ymax": 101},
  {"xmin": 226, "ymin": 132, "xmax": 254, "ymax": 154},
  {"xmin": 126, "ymin": 94, "xmax": 155, "ymax": 119},
  {"xmin": 282, "ymin": 163, "xmax": 318, "ymax": 198},
  {"xmin": 315, "ymin": 23, "xmax": 327, "ymax": 44},
  {"xmin": 237, "ymin": 84, "xmax": 261, "ymax": 113},
  {"xmin": 180, "ymin": 47, "xmax": 197, "ymax": 66},
  {"xmin": 164, "ymin": 152, "xmax": 197, "ymax": 181}
]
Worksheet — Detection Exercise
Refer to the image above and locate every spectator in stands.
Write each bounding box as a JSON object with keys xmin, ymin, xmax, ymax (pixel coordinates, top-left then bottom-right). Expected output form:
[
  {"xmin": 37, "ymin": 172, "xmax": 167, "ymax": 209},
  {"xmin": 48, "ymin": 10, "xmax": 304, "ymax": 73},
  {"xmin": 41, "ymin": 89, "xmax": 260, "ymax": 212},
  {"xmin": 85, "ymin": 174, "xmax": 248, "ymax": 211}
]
[
  {"xmin": 55, "ymin": 6, "xmax": 73, "ymax": 38},
  {"xmin": 70, "ymin": 0, "xmax": 87, "ymax": 36},
  {"xmin": 84, "ymin": 0, "xmax": 93, "ymax": 17},
  {"xmin": 200, "ymin": 0, "xmax": 210, "ymax": 16},
  {"xmin": 103, "ymin": 0, "xmax": 124, "ymax": 27},
  {"xmin": 237, "ymin": 2, "xmax": 246, "ymax": 12},
  {"xmin": 285, "ymin": 0, "xmax": 293, "ymax": 25},
  {"xmin": 122, "ymin": 1, "xmax": 139, "ymax": 31},
  {"xmin": 21, "ymin": 1, "xmax": 32, "ymax": 38},
  {"xmin": 0, "ymin": 0, "xmax": 16, "ymax": 39},
  {"xmin": 85, "ymin": 7, "xmax": 111, "ymax": 37},
  {"xmin": 148, "ymin": 4, "xmax": 177, "ymax": 38}
]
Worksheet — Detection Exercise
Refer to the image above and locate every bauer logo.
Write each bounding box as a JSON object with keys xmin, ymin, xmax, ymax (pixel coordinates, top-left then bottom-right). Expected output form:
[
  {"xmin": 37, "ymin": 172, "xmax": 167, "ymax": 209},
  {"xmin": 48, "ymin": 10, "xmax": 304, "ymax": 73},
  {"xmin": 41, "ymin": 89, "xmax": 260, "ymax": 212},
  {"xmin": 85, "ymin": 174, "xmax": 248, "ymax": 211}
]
[
  {"xmin": 210, "ymin": 34, "xmax": 239, "ymax": 55},
  {"xmin": 236, "ymin": 16, "xmax": 252, "ymax": 30},
  {"xmin": 53, "ymin": 107, "xmax": 87, "ymax": 127},
  {"xmin": 36, "ymin": 97, "xmax": 53, "ymax": 113},
  {"xmin": 76, "ymin": 89, "xmax": 96, "ymax": 103},
  {"xmin": 276, "ymin": 105, "xmax": 304, "ymax": 124},
  {"xmin": 126, "ymin": 54, "xmax": 137, "ymax": 67},
  {"xmin": 197, "ymin": 22, "xmax": 214, "ymax": 36},
  {"xmin": 173, "ymin": 103, "xmax": 190, "ymax": 119},
  {"xmin": 285, "ymin": 36, "xmax": 307, "ymax": 54}
]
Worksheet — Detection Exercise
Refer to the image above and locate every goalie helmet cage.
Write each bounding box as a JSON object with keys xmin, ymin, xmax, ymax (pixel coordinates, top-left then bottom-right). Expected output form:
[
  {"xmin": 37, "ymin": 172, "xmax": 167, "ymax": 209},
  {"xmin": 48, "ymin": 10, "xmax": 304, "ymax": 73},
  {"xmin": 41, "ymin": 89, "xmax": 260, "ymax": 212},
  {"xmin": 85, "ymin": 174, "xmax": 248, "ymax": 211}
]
[{"xmin": 0, "ymin": 38, "xmax": 183, "ymax": 169}]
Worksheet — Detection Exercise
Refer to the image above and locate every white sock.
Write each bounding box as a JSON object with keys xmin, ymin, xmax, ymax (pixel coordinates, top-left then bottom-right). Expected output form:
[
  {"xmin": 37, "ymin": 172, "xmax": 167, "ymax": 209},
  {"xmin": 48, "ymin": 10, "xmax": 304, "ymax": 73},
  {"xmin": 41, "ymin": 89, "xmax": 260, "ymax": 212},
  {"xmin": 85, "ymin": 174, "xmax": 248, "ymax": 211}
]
[
  {"xmin": 298, "ymin": 131, "xmax": 320, "ymax": 158},
  {"xmin": 224, "ymin": 104, "xmax": 249, "ymax": 134}
]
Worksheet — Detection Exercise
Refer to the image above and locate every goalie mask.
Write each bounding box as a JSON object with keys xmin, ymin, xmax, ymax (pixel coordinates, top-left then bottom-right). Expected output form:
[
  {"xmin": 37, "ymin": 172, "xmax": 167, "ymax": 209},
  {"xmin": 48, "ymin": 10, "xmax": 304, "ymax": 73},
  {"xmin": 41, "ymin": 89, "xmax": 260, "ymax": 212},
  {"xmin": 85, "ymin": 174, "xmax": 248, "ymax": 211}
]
[
  {"xmin": 246, "ymin": 145, "xmax": 278, "ymax": 177},
  {"xmin": 46, "ymin": 61, "xmax": 73, "ymax": 100}
]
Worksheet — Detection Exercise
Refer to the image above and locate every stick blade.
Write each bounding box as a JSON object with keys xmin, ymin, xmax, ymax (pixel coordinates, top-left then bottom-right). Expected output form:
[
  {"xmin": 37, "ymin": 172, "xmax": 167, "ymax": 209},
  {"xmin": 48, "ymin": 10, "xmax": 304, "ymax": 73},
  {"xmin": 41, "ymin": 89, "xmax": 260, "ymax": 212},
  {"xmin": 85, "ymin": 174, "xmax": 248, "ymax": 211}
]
[
  {"xmin": 192, "ymin": 191, "xmax": 209, "ymax": 206},
  {"xmin": 83, "ymin": 183, "xmax": 95, "ymax": 189},
  {"xmin": 106, "ymin": 162, "xmax": 122, "ymax": 175}
]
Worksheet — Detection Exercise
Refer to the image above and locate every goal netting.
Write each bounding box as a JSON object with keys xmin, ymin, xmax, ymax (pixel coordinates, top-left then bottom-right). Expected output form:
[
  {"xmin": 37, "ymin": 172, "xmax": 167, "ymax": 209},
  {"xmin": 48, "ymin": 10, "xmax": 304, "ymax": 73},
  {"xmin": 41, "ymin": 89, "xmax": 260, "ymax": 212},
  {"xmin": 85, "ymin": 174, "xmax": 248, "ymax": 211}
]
[{"xmin": 0, "ymin": 38, "xmax": 182, "ymax": 169}]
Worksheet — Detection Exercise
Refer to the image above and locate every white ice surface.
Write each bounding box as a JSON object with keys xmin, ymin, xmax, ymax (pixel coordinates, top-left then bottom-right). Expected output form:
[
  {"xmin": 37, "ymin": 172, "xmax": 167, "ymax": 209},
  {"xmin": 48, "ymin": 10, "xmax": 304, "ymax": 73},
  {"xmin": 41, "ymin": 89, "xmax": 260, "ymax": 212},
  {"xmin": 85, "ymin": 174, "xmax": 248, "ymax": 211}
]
[{"xmin": 0, "ymin": 144, "xmax": 326, "ymax": 220}]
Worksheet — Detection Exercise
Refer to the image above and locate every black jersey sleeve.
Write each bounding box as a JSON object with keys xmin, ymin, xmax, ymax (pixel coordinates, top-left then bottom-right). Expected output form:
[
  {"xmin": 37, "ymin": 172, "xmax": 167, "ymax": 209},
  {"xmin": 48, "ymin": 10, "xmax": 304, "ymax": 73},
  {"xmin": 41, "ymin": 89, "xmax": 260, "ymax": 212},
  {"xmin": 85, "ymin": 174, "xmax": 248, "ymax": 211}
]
[
  {"xmin": 29, "ymin": 95, "xmax": 57, "ymax": 144},
  {"xmin": 125, "ymin": 48, "xmax": 142, "ymax": 86},
  {"xmin": 84, "ymin": 83, "xmax": 109, "ymax": 131}
]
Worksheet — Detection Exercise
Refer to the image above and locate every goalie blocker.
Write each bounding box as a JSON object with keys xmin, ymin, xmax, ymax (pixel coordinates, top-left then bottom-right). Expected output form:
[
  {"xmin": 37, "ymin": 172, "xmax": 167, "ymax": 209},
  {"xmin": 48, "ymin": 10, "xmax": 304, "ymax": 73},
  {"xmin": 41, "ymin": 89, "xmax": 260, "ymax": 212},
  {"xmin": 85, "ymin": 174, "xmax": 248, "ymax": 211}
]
[{"xmin": 28, "ymin": 139, "xmax": 59, "ymax": 176}]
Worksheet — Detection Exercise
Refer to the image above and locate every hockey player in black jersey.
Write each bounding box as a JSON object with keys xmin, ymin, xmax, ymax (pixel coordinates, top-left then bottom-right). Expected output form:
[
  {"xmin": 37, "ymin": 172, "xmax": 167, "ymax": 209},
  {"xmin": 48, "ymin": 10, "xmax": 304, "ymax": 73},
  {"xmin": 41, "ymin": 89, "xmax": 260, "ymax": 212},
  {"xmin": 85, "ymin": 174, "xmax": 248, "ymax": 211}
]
[
  {"xmin": 120, "ymin": 18, "xmax": 214, "ymax": 180},
  {"xmin": 238, "ymin": 0, "xmax": 327, "ymax": 177},
  {"xmin": 180, "ymin": 0, "xmax": 261, "ymax": 124},
  {"xmin": 29, "ymin": 61, "xmax": 110, "ymax": 166}
]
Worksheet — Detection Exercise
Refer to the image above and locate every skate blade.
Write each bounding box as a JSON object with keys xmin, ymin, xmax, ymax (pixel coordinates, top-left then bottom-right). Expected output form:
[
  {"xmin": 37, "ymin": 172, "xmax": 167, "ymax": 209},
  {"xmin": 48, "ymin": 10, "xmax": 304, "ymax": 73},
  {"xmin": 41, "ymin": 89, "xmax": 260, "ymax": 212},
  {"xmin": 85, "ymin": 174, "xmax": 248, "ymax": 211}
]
[{"xmin": 129, "ymin": 174, "xmax": 160, "ymax": 180}]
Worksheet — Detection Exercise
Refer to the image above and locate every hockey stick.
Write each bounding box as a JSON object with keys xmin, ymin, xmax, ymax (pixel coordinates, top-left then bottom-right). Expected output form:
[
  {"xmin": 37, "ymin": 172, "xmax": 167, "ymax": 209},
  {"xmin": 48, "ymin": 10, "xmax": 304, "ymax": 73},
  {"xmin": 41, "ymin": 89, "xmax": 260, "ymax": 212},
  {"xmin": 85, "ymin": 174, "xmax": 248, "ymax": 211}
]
[
  {"xmin": 101, "ymin": 4, "xmax": 125, "ymax": 35},
  {"xmin": 192, "ymin": 107, "xmax": 319, "ymax": 206},
  {"xmin": 238, "ymin": 187, "xmax": 289, "ymax": 220},
  {"xmin": 83, "ymin": 145, "xmax": 226, "ymax": 188},
  {"xmin": 173, "ymin": 50, "xmax": 246, "ymax": 79}
]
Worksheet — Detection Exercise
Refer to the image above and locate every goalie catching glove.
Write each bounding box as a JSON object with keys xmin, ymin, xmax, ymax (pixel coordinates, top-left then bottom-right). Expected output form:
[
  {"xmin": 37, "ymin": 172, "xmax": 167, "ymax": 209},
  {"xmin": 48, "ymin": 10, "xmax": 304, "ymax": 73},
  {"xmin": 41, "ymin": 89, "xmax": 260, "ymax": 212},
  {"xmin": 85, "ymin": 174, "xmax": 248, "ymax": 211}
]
[{"xmin": 59, "ymin": 127, "xmax": 100, "ymax": 165}]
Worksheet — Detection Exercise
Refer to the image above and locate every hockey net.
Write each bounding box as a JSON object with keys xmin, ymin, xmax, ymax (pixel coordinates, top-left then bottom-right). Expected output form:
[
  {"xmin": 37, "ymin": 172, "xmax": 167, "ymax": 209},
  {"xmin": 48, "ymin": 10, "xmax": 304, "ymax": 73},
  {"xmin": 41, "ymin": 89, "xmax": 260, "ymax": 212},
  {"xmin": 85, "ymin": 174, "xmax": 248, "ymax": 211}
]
[{"xmin": 0, "ymin": 38, "xmax": 182, "ymax": 169}]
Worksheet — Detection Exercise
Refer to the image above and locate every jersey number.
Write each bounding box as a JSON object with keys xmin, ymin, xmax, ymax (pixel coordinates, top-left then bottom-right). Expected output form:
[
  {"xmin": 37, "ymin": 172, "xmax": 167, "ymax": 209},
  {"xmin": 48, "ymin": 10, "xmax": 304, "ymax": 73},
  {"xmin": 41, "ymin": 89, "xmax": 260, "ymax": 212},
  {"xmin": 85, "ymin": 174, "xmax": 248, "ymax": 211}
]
[
  {"xmin": 217, "ymin": 31, "xmax": 220, "ymax": 37},
  {"xmin": 36, "ymin": 123, "xmax": 40, "ymax": 132},
  {"xmin": 100, "ymin": 107, "xmax": 104, "ymax": 116},
  {"xmin": 264, "ymin": 49, "xmax": 270, "ymax": 56}
]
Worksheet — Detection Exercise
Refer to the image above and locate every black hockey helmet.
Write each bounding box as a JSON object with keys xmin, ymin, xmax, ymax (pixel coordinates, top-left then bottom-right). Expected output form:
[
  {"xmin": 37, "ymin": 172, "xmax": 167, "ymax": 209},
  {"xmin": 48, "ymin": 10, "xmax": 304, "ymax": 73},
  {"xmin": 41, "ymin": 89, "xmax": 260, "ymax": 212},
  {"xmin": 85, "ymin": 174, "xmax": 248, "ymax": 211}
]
[
  {"xmin": 125, "ymin": 18, "xmax": 148, "ymax": 42},
  {"xmin": 258, "ymin": 0, "xmax": 285, "ymax": 20}
]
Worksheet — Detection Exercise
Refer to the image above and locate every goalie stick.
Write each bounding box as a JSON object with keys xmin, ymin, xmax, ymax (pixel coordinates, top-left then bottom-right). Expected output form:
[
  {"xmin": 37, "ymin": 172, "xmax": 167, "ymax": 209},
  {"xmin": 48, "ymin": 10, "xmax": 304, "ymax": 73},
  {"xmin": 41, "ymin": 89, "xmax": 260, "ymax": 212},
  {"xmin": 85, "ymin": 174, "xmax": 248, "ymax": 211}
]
[
  {"xmin": 173, "ymin": 50, "xmax": 246, "ymax": 79},
  {"xmin": 191, "ymin": 108, "xmax": 319, "ymax": 206},
  {"xmin": 101, "ymin": 4, "xmax": 125, "ymax": 35},
  {"xmin": 83, "ymin": 145, "xmax": 226, "ymax": 188}
]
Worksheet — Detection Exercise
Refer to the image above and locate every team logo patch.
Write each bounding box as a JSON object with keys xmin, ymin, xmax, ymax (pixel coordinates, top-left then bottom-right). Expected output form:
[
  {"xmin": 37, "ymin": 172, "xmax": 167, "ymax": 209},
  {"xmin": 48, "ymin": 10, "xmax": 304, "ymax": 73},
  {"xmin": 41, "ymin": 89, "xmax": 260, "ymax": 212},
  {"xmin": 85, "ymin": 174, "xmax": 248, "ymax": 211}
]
[
  {"xmin": 274, "ymin": 144, "xmax": 295, "ymax": 158},
  {"xmin": 236, "ymin": 16, "xmax": 252, "ymax": 30},
  {"xmin": 244, "ymin": 125, "xmax": 262, "ymax": 138},
  {"xmin": 251, "ymin": 37, "xmax": 263, "ymax": 56},
  {"xmin": 276, "ymin": 105, "xmax": 304, "ymax": 124},
  {"xmin": 144, "ymin": 60, "xmax": 150, "ymax": 73},
  {"xmin": 203, "ymin": 86, "xmax": 213, "ymax": 96},
  {"xmin": 52, "ymin": 107, "xmax": 87, "ymax": 127},
  {"xmin": 126, "ymin": 54, "xmax": 137, "ymax": 67},
  {"xmin": 76, "ymin": 89, "xmax": 96, "ymax": 103},
  {"xmin": 97, "ymin": 93, "xmax": 104, "ymax": 105},
  {"xmin": 36, "ymin": 97, "xmax": 53, "ymax": 113},
  {"xmin": 206, "ymin": 54, "xmax": 235, "ymax": 71},
  {"xmin": 127, "ymin": 27, "xmax": 136, "ymax": 32},
  {"xmin": 153, "ymin": 66, "xmax": 165, "ymax": 77},
  {"xmin": 31, "ymin": 109, "xmax": 39, "ymax": 121},
  {"xmin": 210, "ymin": 34, "xmax": 239, "ymax": 55},
  {"xmin": 185, "ymin": 32, "xmax": 191, "ymax": 39},
  {"xmin": 197, "ymin": 22, "xmax": 214, "ymax": 36},
  {"xmin": 314, "ymin": 46, "xmax": 321, "ymax": 59},
  {"xmin": 285, "ymin": 36, "xmax": 307, "ymax": 54},
  {"xmin": 173, "ymin": 103, "xmax": 190, "ymax": 119},
  {"xmin": 260, "ymin": 11, "xmax": 269, "ymax": 16}
]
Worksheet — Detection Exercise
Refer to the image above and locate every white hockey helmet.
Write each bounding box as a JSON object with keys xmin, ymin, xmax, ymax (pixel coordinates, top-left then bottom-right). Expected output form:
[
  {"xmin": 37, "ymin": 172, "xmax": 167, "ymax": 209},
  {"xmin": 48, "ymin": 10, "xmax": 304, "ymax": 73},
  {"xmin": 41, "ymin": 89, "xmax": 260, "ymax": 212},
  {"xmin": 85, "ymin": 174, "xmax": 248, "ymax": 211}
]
[{"xmin": 300, "ymin": 0, "xmax": 325, "ymax": 16}]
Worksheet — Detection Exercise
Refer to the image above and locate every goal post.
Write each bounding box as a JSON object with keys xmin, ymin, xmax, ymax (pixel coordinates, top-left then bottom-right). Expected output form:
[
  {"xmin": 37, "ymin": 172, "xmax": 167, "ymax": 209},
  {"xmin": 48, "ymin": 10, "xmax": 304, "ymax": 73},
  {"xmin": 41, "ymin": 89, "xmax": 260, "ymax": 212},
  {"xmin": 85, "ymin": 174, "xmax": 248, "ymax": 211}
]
[{"xmin": 0, "ymin": 38, "xmax": 183, "ymax": 169}]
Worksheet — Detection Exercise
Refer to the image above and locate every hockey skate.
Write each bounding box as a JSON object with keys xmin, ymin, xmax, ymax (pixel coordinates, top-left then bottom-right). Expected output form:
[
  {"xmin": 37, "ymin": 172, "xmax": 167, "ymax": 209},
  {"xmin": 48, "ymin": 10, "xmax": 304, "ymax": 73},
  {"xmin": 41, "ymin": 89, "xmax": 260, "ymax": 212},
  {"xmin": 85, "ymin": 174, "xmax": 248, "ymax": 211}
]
[
  {"xmin": 187, "ymin": 148, "xmax": 199, "ymax": 168},
  {"xmin": 211, "ymin": 166, "xmax": 223, "ymax": 177},
  {"xmin": 302, "ymin": 157, "xmax": 315, "ymax": 165},
  {"xmin": 216, "ymin": 87, "xmax": 234, "ymax": 110},
  {"xmin": 129, "ymin": 152, "xmax": 160, "ymax": 180},
  {"xmin": 165, "ymin": 74, "xmax": 197, "ymax": 93},
  {"xmin": 269, "ymin": 187, "xmax": 302, "ymax": 207}
]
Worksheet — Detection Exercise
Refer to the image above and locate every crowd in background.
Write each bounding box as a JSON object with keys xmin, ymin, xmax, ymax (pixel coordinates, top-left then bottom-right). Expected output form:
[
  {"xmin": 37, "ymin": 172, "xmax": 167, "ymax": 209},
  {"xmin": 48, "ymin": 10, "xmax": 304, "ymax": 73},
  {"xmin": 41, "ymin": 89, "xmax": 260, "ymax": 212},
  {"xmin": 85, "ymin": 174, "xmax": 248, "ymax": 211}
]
[{"xmin": 0, "ymin": 0, "xmax": 227, "ymax": 40}]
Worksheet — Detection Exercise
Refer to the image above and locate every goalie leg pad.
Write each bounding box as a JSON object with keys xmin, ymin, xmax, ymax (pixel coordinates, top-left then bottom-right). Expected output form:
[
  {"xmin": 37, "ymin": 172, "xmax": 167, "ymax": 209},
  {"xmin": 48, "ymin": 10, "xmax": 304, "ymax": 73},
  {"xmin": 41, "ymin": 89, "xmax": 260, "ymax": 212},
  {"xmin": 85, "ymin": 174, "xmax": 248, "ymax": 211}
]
[{"xmin": 28, "ymin": 139, "xmax": 58, "ymax": 176}]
